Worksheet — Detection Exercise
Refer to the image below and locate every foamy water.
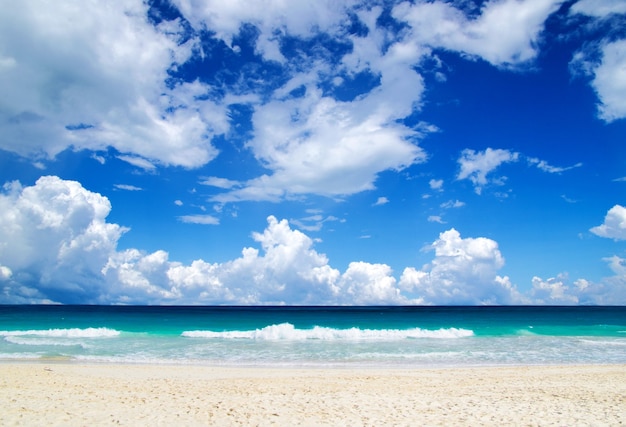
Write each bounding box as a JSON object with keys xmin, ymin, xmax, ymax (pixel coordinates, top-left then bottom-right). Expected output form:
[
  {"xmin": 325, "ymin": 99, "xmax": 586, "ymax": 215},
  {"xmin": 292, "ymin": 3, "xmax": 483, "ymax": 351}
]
[{"xmin": 1, "ymin": 306, "xmax": 625, "ymax": 367}]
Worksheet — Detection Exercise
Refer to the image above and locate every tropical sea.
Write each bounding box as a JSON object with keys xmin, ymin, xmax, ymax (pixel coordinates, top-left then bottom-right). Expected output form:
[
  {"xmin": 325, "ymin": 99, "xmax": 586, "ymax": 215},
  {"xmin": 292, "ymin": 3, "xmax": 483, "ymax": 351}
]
[{"xmin": 1, "ymin": 305, "xmax": 625, "ymax": 368}]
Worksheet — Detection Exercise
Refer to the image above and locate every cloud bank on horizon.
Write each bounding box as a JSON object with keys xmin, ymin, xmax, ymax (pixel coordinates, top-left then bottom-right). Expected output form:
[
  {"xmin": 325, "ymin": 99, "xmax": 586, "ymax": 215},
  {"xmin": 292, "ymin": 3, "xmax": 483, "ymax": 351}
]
[
  {"xmin": 0, "ymin": 176, "xmax": 623, "ymax": 305},
  {"xmin": 0, "ymin": 0, "xmax": 625, "ymax": 304}
]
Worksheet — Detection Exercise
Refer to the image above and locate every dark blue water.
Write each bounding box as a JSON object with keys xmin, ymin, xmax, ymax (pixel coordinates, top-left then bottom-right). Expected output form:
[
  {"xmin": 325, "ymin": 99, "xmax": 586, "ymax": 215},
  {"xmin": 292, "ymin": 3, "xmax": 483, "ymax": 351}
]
[{"xmin": 1, "ymin": 306, "xmax": 625, "ymax": 367}]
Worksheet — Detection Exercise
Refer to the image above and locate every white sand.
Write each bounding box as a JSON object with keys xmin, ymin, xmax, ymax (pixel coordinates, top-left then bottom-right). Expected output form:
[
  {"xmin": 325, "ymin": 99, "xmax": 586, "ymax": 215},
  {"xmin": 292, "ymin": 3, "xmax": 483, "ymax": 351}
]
[{"xmin": 0, "ymin": 363, "xmax": 624, "ymax": 426}]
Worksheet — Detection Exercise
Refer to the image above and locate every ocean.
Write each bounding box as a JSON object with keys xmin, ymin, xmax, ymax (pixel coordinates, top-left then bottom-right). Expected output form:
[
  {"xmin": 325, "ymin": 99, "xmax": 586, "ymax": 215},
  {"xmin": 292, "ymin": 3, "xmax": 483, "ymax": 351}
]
[{"xmin": 1, "ymin": 306, "xmax": 625, "ymax": 368}]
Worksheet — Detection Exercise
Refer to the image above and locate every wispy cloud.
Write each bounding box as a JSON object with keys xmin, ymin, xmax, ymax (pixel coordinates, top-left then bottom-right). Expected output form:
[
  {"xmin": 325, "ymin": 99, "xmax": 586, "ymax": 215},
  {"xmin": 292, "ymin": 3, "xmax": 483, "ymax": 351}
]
[
  {"xmin": 428, "ymin": 215, "xmax": 446, "ymax": 224},
  {"xmin": 527, "ymin": 157, "xmax": 583, "ymax": 173},
  {"xmin": 114, "ymin": 184, "xmax": 142, "ymax": 191},
  {"xmin": 178, "ymin": 215, "xmax": 220, "ymax": 225},
  {"xmin": 440, "ymin": 200, "xmax": 465, "ymax": 209},
  {"xmin": 199, "ymin": 177, "xmax": 240, "ymax": 189},
  {"xmin": 117, "ymin": 155, "xmax": 156, "ymax": 171}
]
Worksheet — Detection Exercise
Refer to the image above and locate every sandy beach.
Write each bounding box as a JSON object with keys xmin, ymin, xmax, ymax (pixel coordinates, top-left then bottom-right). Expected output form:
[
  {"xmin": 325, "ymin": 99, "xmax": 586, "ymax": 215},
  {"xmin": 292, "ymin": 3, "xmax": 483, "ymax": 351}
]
[{"xmin": 0, "ymin": 363, "xmax": 624, "ymax": 426}]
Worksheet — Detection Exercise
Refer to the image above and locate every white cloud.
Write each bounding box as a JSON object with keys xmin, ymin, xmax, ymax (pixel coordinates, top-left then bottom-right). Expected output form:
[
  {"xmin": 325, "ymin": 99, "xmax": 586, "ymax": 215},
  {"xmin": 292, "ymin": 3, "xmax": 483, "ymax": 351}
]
[
  {"xmin": 589, "ymin": 40, "xmax": 626, "ymax": 122},
  {"xmin": 529, "ymin": 269, "xmax": 626, "ymax": 305},
  {"xmin": 399, "ymin": 228, "xmax": 524, "ymax": 304},
  {"xmin": 290, "ymin": 214, "xmax": 339, "ymax": 232},
  {"xmin": 570, "ymin": 1, "xmax": 626, "ymax": 122},
  {"xmin": 440, "ymin": 200, "xmax": 465, "ymax": 209},
  {"xmin": 393, "ymin": 0, "xmax": 563, "ymax": 67},
  {"xmin": 199, "ymin": 177, "xmax": 241, "ymax": 189},
  {"xmin": 171, "ymin": 0, "xmax": 354, "ymax": 62},
  {"xmin": 429, "ymin": 179, "xmax": 443, "ymax": 191},
  {"xmin": 339, "ymin": 262, "xmax": 406, "ymax": 305},
  {"xmin": 216, "ymin": 73, "xmax": 428, "ymax": 201},
  {"xmin": 529, "ymin": 275, "xmax": 579, "ymax": 304},
  {"xmin": 428, "ymin": 215, "xmax": 446, "ymax": 224},
  {"xmin": 0, "ymin": 265, "xmax": 12, "ymax": 280},
  {"xmin": 0, "ymin": 176, "xmax": 127, "ymax": 303},
  {"xmin": 570, "ymin": 0, "xmax": 626, "ymax": 17},
  {"xmin": 171, "ymin": 4, "xmax": 432, "ymax": 202},
  {"xmin": 457, "ymin": 148, "xmax": 520, "ymax": 194},
  {"xmin": 373, "ymin": 197, "xmax": 389, "ymax": 206},
  {"xmin": 178, "ymin": 215, "xmax": 220, "ymax": 225},
  {"xmin": 117, "ymin": 155, "xmax": 157, "ymax": 171},
  {"xmin": 114, "ymin": 184, "xmax": 143, "ymax": 191},
  {"xmin": 590, "ymin": 205, "xmax": 626, "ymax": 240},
  {"xmin": 3, "ymin": 176, "xmax": 625, "ymax": 305},
  {"xmin": 0, "ymin": 1, "xmax": 227, "ymax": 167},
  {"xmin": 527, "ymin": 157, "xmax": 583, "ymax": 173}
]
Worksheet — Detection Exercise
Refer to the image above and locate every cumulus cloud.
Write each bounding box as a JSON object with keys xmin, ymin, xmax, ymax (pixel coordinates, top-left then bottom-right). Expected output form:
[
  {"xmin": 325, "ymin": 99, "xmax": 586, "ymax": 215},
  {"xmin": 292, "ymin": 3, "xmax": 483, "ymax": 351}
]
[
  {"xmin": 1, "ymin": 177, "xmax": 405, "ymax": 304},
  {"xmin": 529, "ymin": 276, "xmax": 580, "ymax": 304},
  {"xmin": 3, "ymin": 176, "xmax": 624, "ymax": 305},
  {"xmin": 393, "ymin": 0, "xmax": 563, "ymax": 67},
  {"xmin": 399, "ymin": 228, "xmax": 524, "ymax": 304},
  {"xmin": 590, "ymin": 205, "xmax": 626, "ymax": 240},
  {"xmin": 457, "ymin": 148, "xmax": 520, "ymax": 194},
  {"xmin": 529, "ymin": 270, "xmax": 626, "ymax": 305},
  {"xmin": 0, "ymin": 176, "xmax": 127, "ymax": 303},
  {"xmin": 0, "ymin": 0, "xmax": 228, "ymax": 167}
]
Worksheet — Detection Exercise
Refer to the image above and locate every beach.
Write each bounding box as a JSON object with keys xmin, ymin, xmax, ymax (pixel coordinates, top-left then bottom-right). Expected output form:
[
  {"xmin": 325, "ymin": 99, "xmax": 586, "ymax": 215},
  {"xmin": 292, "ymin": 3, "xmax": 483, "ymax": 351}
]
[{"xmin": 1, "ymin": 363, "xmax": 624, "ymax": 426}]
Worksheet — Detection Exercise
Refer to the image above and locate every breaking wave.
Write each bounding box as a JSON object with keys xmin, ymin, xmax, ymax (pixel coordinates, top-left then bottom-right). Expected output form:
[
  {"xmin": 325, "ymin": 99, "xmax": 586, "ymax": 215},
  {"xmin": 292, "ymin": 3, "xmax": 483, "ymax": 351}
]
[{"xmin": 182, "ymin": 323, "xmax": 474, "ymax": 340}]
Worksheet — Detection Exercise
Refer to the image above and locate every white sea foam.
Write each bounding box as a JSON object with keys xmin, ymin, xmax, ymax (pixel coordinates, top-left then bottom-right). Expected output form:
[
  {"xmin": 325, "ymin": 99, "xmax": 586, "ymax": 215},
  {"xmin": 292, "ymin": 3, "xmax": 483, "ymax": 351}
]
[
  {"xmin": 0, "ymin": 328, "xmax": 120, "ymax": 338},
  {"xmin": 579, "ymin": 338, "xmax": 626, "ymax": 347},
  {"xmin": 3, "ymin": 336, "xmax": 91, "ymax": 348},
  {"xmin": 182, "ymin": 323, "xmax": 474, "ymax": 340}
]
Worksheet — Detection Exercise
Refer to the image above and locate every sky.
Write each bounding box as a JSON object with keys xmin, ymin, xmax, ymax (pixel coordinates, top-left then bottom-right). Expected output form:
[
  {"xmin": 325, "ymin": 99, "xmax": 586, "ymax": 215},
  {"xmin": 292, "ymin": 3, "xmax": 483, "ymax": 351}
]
[{"xmin": 0, "ymin": 0, "xmax": 625, "ymax": 305}]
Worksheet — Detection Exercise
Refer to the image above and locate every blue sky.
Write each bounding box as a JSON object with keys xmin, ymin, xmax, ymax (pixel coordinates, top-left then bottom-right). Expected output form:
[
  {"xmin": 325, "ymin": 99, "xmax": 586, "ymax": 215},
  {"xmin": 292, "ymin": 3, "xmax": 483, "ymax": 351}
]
[{"xmin": 0, "ymin": 0, "xmax": 625, "ymax": 305}]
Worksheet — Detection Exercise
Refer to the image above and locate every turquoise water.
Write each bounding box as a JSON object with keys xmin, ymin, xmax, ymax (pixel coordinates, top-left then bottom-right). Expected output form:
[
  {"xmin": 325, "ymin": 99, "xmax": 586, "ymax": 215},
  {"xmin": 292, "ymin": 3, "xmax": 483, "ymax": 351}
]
[{"xmin": 1, "ymin": 306, "xmax": 625, "ymax": 367}]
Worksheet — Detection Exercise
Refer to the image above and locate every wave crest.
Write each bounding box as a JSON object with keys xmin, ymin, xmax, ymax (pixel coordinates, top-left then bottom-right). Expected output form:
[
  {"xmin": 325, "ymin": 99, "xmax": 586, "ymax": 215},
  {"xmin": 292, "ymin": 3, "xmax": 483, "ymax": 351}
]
[{"xmin": 182, "ymin": 323, "xmax": 474, "ymax": 340}]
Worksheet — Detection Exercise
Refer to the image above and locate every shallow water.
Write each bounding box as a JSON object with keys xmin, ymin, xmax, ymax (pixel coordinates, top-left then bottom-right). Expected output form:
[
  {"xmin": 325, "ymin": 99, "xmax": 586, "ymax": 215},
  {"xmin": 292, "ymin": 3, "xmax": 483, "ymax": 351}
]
[{"xmin": 1, "ymin": 305, "xmax": 624, "ymax": 367}]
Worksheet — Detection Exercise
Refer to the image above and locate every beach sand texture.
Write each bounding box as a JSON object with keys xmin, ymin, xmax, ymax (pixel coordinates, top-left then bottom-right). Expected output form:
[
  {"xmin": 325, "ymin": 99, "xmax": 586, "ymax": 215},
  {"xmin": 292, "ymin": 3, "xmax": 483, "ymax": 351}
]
[{"xmin": 1, "ymin": 364, "xmax": 624, "ymax": 426}]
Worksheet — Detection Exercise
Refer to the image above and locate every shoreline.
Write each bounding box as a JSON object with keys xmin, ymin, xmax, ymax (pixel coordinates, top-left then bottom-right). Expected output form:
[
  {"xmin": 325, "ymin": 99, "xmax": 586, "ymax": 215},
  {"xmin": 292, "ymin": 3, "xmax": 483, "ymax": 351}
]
[{"xmin": 1, "ymin": 363, "xmax": 624, "ymax": 426}]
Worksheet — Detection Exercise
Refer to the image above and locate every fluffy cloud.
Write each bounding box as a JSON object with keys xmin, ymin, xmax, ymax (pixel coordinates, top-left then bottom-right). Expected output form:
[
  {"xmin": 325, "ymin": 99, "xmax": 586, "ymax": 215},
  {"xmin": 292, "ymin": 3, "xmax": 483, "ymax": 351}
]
[
  {"xmin": 393, "ymin": 0, "xmax": 563, "ymax": 67},
  {"xmin": 222, "ymin": 86, "xmax": 426, "ymax": 201},
  {"xmin": 202, "ymin": 4, "xmax": 431, "ymax": 201},
  {"xmin": 529, "ymin": 269, "xmax": 626, "ymax": 305},
  {"xmin": 529, "ymin": 276, "xmax": 580, "ymax": 304},
  {"xmin": 589, "ymin": 40, "xmax": 626, "ymax": 122},
  {"xmin": 570, "ymin": 0, "xmax": 626, "ymax": 122},
  {"xmin": 590, "ymin": 205, "xmax": 626, "ymax": 240},
  {"xmin": 0, "ymin": 176, "xmax": 126, "ymax": 303},
  {"xmin": 456, "ymin": 148, "xmax": 520, "ymax": 194},
  {"xmin": 171, "ymin": 0, "xmax": 356, "ymax": 62},
  {"xmin": 3, "ymin": 176, "xmax": 624, "ymax": 305},
  {"xmin": 399, "ymin": 229, "xmax": 524, "ymax": 304},
  {"xmin": 0, "ymin": 1, "xmax": 228, "ymax": 167}
]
